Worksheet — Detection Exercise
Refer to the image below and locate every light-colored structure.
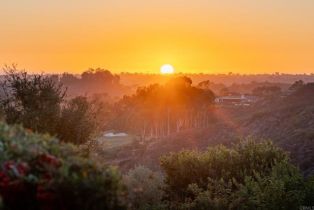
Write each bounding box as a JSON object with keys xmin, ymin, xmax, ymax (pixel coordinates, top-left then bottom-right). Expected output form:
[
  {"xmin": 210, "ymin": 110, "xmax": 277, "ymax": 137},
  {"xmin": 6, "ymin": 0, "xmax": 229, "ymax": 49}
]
[{"xmin": 215, "ymin": 95, "xmax": 258, "ymax": 106}]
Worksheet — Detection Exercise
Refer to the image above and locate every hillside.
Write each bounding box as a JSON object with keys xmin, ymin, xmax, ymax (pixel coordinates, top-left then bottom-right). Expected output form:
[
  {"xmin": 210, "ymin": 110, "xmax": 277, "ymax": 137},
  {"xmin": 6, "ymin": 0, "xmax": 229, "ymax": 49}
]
[
  {"xmin": 242, "ymin": 83, "xmax": 314, "ymax": 176},
  {"xmin": 96, "ymin": 83, "xmax": 314, "ymax": 176}
]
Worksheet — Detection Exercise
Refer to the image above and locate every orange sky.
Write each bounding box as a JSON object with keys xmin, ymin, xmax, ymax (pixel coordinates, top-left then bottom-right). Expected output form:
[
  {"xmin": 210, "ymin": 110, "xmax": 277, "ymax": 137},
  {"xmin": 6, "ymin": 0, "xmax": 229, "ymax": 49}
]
[{"xmin": 0, "ymin": 0, "xmax": 314, "ymax": 74}]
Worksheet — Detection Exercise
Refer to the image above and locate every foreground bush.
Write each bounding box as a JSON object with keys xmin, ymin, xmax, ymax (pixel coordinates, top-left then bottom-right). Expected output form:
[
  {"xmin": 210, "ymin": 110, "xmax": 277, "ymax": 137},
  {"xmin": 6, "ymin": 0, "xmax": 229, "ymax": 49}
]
[
  {"xmin": 0, "ymin": 123, "xmax": 125, "ymax": 210},
  {"xmin": 160, "ymin": 139, "xmax": 314, "ymax": 210},
  {"xmin": 124, "ymin": 166, "xmax": 165, "ymax": 210}
]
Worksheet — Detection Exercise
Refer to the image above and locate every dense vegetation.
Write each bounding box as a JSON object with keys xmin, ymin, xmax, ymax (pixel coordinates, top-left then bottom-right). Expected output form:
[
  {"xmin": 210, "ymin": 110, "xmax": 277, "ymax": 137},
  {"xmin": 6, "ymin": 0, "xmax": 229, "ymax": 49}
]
[
  {"xmin": 111, "ymin": 77, "xmax": 215, "ymax": 138},
  {"xmin": 244, "ymin": 82, "xmax": 314, "ymax": 176},
  {"xmin": 0, "ymin": 66, "xmax": 105, "ymax": 144},
  {"xmin": 123, "ymin": 166, "xmax": 164, "ymax": 210},
  {"xmin": 0, "ymin": 66, "xmax": 66, "ymax": 135},
  {"xmin": 160, "ymin": 140, "xmax": 314, "ymax": 210},
  {"xmin": 0, "ymin": 123, "xmax": 125, "ymax": 210},
  {"xmin": 60, "ymin": 68, "xmax": 129, "ymax": 97},
  {"xmin": 1, "ymin": 123, "xmax": 313, "ymax": 210},
  {"xmin": 112, "ymin": 82, "xmax": 314, "ymax": 177},
  {"xmin": 0, "ymin": 67, "xmax": 314, "ymax": 209}
]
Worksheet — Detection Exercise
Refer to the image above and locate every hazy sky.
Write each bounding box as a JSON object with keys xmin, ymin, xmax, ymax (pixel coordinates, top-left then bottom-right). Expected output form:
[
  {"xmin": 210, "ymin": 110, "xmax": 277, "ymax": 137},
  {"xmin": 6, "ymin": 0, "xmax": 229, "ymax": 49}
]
[{"xmin": 1, "ymin": 0, "xmax": 314, "ymax": 74}]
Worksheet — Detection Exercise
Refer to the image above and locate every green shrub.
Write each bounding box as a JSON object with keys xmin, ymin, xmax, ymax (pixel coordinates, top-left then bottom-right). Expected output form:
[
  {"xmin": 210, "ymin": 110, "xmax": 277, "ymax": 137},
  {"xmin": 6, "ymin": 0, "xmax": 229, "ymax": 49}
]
[
  {"xmin": 160, "ymin": 139, "xmax": 313, "ymax": 209},
  {"xmin": 233, "ymin": 162, "xmax": 305, "ymax": 210},
  {"xmin": 160, "ymin": 139, "xmax": 287, "ymax": 199},
  {"xmin": 124, "ymin": 166, "xmax": 165, "ymax": 210},
  {"xmin": 0, "ymin": 123, "xmax": 126, "ymax": 210},
  {"xmin": 303, "ymin": 176, "xmax": 314, "ymax": 206}
]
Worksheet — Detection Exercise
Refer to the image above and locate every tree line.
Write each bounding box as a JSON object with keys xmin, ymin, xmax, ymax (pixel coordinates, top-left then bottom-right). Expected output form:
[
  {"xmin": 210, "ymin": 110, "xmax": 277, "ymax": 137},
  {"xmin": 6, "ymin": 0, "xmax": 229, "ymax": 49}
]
[
  {"xmin": 110, "ymin": 76, "xmax": 215, "ymax": 139},
  {"xmin": 59, "ymin": 68, "xmax": 127, "ymax": 97}
]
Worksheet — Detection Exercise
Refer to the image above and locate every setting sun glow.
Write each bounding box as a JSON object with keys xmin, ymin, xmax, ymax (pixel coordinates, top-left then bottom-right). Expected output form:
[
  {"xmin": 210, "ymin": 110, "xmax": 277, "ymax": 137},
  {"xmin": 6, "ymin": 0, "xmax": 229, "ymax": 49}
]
[
  {"xmin": 160, "ymin": 64, "xmax": 174, "ymax": 74},
  {"xmin": 1, "ymin": 1, "xmax": 314, "ymax": 74}
]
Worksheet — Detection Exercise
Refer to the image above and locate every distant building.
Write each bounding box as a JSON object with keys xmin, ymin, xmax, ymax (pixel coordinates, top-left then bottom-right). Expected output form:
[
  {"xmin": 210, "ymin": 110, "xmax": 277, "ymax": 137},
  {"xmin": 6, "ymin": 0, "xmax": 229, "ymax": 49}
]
[{"xmin": 215, "ymin": 95, "xmax": 258, "ymax": 106}]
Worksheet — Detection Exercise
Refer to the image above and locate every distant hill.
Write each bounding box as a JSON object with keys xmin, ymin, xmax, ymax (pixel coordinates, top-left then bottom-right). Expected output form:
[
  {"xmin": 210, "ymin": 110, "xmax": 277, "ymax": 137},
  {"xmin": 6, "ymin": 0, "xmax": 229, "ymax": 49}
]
[{"xmin": 119, "ymin": 73, "xmax": 314, "ymax": 86}]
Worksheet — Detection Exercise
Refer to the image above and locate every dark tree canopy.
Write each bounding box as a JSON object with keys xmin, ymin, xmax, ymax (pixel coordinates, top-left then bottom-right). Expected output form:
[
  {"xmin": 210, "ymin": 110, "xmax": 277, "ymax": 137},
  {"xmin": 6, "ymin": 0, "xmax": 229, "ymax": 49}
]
[
  {"xmin": 57, "ymin": 96, "xmax": 106, "ymax": 144},
  {"xmin": 0, "ymin": 65, "xmax": 66, "ymax": 134},
  {"xmin": 289, "ymin": 80, "xmax": 305, "ymax": 92},
  {"xmin": 59, "ymin": 68, "xmax": 125, "ymax": 97},
  {"xmin": 110, "ymin": 76, "xmax": 216, "ymax": 138},
  {"xmin": 81, "ymin": 68, "xmax": 120, "ymax": 85},
  {"xmin": 0, "ymin": 65, "xmax": 103, "ymax": 144}
]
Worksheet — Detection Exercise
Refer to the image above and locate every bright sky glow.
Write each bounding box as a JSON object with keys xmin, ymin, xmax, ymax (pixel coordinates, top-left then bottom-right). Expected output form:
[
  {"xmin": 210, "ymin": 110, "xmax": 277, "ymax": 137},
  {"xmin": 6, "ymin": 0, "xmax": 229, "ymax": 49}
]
[{"xmin": 0, "ymin": 0, "xmax": 314, "ymax": 73}]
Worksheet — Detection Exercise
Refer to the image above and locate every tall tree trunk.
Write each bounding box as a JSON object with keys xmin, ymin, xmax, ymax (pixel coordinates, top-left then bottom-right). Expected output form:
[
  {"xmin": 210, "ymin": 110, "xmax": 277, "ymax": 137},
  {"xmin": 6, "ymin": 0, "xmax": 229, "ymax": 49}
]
[{"xmin": 167, "ymin": 108, "xmax": 170, "ymax": 136}]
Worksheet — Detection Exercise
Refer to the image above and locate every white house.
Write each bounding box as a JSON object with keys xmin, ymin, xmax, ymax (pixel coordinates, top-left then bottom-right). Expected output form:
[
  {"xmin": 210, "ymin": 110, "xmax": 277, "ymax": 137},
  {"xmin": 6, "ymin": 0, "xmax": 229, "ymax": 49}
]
[{"xmin": 215, "ymin": 95, "xmax": 258, "ymax": 106}]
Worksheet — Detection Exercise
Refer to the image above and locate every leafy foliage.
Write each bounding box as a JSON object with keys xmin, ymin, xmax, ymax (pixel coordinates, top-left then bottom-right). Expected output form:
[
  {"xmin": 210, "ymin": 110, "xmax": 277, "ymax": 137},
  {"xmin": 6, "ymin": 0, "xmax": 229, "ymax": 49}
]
[
  {"xmin": 111, "ymin": 76, "xmax": 215, "ymax": 138},
  {"xmin": 60, "ymin": 68, "xmax": 127, "ymax": 97},
  {"xmin": 123, "ymin": 166, "xmax": 164, "ymax": 210},
  {"xmin": 0, "ymin": 65, "xmax": 65, "ymax": 135},
  {"xmin": 160, "ymin": 139, "xmax": 314, "ymax": 209},
  {"xmin": 0, "ymin": 66, "xmax": 103, "ymax": 144},
  {"xmin": 0, "ymin": 123, "xmax": 125, "ymax": 210},
  {"xmin": 56, "ymin": 96, "xmax": 105, "ymax": 144},
  {"xmin": 245, "ymin": 82, "xmax": 314, "ymax": 176}
]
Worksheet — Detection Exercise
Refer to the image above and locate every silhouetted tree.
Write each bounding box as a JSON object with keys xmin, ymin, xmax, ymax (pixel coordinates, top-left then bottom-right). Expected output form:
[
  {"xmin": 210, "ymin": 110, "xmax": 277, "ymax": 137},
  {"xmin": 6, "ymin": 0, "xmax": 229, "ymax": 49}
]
[
  {"xmin": 0, "ymin": 65, "xmax": 104, "ymax": 144},
  {"xmin": 289, "ymin": 80, "xmax": 305, "ymax": 92},
  {"xmin": 111, "ymin": 77, "xmax": 215, "ymax": 139},
  {"xmin": 59, "ymin": 68, "xmax": 125, "ymax": 97},
  {"xmin": 82, "ymin": 68, "xmax": 120, "ymax": 85},
  {"xmin": 0, "ymin": 65, "xmax": 66, "ymax": 134}
]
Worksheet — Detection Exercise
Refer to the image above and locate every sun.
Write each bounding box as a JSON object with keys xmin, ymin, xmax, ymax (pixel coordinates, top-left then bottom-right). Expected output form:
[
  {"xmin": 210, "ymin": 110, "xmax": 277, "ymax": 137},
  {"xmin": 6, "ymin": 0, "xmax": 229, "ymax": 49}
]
[{"xmin": 160, "ymin": 64, "xmax": 174, "ymax": 74}]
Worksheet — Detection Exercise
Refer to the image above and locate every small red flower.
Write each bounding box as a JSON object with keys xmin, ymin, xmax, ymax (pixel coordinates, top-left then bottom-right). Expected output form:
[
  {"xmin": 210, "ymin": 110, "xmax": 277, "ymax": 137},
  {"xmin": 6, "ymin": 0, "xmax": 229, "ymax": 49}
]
[
  {"xmin": 16, "ymin": 162, "xmax": 30, "ymax": 176},
  {"xmin": 1, "ymin": 161, "xmax": 30, "ymax": 177},
  {"xmin": 3, "ymin": 161, "xmax": 15, "ymax": 171},
  {"xmin": 38, "ymin": 154, "xmax": 61, "ymax": 168}
]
